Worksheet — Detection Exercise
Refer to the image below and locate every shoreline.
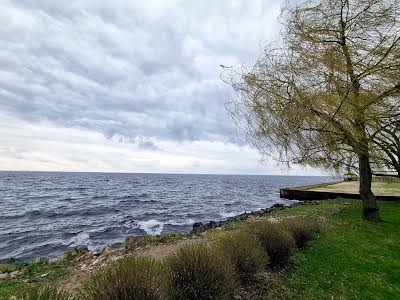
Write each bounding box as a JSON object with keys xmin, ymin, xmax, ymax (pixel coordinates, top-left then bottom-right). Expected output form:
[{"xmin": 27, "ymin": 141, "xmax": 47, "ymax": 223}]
[{"xmin": 0, "ymin": 200, "xmax": 319, "ymax": 265}]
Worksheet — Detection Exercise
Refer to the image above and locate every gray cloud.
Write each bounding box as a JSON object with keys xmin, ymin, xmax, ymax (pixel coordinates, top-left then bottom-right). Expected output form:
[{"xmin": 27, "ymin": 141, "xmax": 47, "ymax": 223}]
[{"xmin": 0, "ymin": 0, "xmax": 282, "ymax": 146}]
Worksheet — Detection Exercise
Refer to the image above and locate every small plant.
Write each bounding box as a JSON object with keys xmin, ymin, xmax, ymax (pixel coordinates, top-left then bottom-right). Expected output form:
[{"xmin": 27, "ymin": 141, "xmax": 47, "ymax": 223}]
[
  {"xmin": 125, "ymin": 233, "xmax": 189, "ymax": 251},
  {"xmin": 16, "ymin": 286, "xmax": 73, "ymax": 300},
  {"xmin": 167, "ymin": 243, "xmax": 237, "ymax": 300},
  {"xmin": 214, "ymin": 230, "xmax": 268, "ymax": 283},
  {"xmin": 246, "ymin": 220, "xmax": 296, "ymax": 268},
  {"xmin": 79, "ymin": 256, "xmax": 168, "ymax": 300},
  {"xmin": 280, "ymin": 216, "xmax": 321, "ymax": 249}
]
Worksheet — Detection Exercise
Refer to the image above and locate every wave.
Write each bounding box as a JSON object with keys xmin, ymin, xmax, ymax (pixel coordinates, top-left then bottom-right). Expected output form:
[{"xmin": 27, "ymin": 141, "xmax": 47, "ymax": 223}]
[
  {"xmin": 69, "ymin": 232, "xmax": 92, "ymax": 248},
  {"xmin": 137, "ymin": 220, "xmax": 164, "ymax": 235},
  {"xmin": 219, "ymin": 211, "xmax": 247, "ymax": 218}
]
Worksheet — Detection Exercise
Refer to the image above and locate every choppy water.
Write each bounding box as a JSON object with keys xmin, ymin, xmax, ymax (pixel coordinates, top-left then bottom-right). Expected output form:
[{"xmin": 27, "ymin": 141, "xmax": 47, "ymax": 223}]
[{"xmin": 0, "ymin": 172, "xmax": 332, "ymax": 261}]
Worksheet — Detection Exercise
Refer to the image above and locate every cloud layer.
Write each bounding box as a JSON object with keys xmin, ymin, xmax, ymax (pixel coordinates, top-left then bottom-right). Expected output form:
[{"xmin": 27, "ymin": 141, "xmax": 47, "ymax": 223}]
[
  {"xmin": 0, "ymin": 0, "xmax": 324, "ymax": 175},
  {"xmin": 0, "ymin": 0, "xmax": 281, "ymax": 144}
]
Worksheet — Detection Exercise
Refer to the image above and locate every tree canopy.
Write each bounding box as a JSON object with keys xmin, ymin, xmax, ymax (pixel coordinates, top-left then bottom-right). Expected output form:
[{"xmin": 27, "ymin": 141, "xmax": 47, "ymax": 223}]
[{"xmin": 228, "ymin": 0, "xmax": 400, "ymax": 221}]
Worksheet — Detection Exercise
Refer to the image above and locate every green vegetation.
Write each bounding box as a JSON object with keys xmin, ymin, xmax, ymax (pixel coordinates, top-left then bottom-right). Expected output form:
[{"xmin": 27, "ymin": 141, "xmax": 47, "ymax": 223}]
[
  {"xmin": 167, "ymin": 243, "xmax": 237, "ymax": 300},
  {"xmin": 280, "ymin": 216, "xmax": 320, "ymax": 249},
  {"xmin": 215, "ymin": 230, "xmax": 268, "ymax": 283},
  {"xmin": 279, "ymin": 201, "xmax": 400, "ymax": 299},
  {"xmin": 0, "ymin": 260, "xmax": 73, "ymax": 300},
  {"xmin": 17, "ymin": 286, "xmax": 73, "ymax": 300},
  {"xmin": 124, "ymin": 232, "xmax": 191, "ymax": 251},
  {"xmin": 245, "ymin": 220, "xmax": 296, "ymax": 268},
  {"xmin": 79, "ymin": 256, "xmax": 168, "ymax": 300}
]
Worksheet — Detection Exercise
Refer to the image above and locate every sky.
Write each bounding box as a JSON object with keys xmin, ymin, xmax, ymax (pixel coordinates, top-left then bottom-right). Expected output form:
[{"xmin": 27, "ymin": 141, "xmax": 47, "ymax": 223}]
[{"xmin": 0, "ymin": 0, "xmax": 323, "ymax": 175}]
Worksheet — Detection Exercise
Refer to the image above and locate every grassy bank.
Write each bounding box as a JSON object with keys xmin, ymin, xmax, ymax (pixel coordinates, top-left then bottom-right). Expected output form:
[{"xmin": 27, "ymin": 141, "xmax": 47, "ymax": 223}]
[
  {"xmin": 280, "ymin": 200, "xmax": 400, "ymax": 299},
  {"xmin": 1, "ymin": 200, "xmax": 399, "ymax": 299}
]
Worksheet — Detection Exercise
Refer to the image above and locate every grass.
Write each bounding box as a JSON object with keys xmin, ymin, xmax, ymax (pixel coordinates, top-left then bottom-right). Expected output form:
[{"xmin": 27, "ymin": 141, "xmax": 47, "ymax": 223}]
[
  {"xmin": 124, "ymin": 232, "xmax": 191, "ymax": 251},
  {"xmin": 271, "ymin": 200, "xmax": 400, "ymax": 299},
  {"xmin": 310, "ymin": 181, "xmax": 400, "ymax": 196},
  {"xmin": 79, "ymin": 256, "xmax": 168, "ymax": 300},
  {"xmin": 0, "ymin": 260, "xmax": 73, "ymax": 300}
]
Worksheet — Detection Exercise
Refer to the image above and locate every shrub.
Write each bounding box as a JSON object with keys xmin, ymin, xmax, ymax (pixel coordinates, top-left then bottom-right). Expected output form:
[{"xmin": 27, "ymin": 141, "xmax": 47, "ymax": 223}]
[
  {"xmin": 214, "ymin": 230, "xmax": 268, "ymax": 283},
  {"xmin": 246, "ymin": 220, "xmax": 296, "ymax": 268},
  {"xmin": 280, "ymin": 216, "xmax": 320, "ymax": 249},
  {"xmin": 125, "ymin": 233, "xmax": 189, "ymax": 251},
  {"xmin": 16, "ymin": 286, "xmax": 73, "ymax": 300},
  {"xmin": 79, "ymin": 256, "xmax": 168, "ymax": 300},
  {"xmin": 167, "ymin": 243, "xmax": 237, "ymax": 300}
]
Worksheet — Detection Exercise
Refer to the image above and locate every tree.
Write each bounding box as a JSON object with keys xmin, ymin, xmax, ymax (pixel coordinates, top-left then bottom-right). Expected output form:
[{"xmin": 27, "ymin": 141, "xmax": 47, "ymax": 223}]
[
  {"xmin": 228, "ymin": 0, "xmax": 400, "ymax": 221},
  {"xmin": 371, "ymin": 116, "xmax": 400, "ymax": 177}
]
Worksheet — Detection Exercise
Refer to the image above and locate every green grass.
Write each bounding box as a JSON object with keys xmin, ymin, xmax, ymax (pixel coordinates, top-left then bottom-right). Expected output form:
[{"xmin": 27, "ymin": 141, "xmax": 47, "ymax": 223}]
[
  {"xmin": 0, "ymin": 260, "xmax": 73, "ymax": 300},
  {"xmin": 277, "ymin": 200, "xmax": 400, "ymax": 299}
]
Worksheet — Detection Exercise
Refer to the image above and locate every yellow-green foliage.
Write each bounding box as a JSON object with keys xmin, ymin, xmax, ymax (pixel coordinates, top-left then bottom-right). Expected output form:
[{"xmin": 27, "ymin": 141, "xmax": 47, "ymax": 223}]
[
  {"xmin": 215, "ymin": 230, "xmax": 268, "ymax": 283},
  {"xmin": 246, "ymin": 220, "xmax": 296, "ymax": 268},
  {"xmin": 79, "ymin": 256, "xmax": 168, "ymax": 300},
  {"xmin": 167, "ymin": 243, "xmax": 237, "ymax": 300},
  {"xmin": 280, "ymin": 216, "xmax": 320, "ymax": 249},
  {"xmin": 16, "ymin": 286, "xmax": 73, "ymax": 300}
]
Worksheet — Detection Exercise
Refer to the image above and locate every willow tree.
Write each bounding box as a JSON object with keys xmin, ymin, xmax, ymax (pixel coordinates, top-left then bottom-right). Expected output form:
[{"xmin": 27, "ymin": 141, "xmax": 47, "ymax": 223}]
[
  {"xmin": 371, "ymin": 117, "xmax": 400, "ymax": 176},
  {"xmin": 229, "ymin": 0, "xmax": 400, "ymax": 221}
]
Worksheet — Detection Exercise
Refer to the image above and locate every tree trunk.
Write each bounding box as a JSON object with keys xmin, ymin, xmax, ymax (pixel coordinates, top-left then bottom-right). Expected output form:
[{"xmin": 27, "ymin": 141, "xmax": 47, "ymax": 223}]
[{"xmin": 358, "ymin": 152, "xmax": 380, "ymax": 222}]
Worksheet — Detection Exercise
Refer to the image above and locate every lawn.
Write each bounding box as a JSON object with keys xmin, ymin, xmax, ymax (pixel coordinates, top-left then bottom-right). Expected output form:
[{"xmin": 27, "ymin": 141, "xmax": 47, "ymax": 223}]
[
  {"xmin": 275, "ymin": 200, "xmax": 400, "ymax": 299},
  {"xmin": 309, "ymin": 181, "xmax": 400, "ymax": 196}
]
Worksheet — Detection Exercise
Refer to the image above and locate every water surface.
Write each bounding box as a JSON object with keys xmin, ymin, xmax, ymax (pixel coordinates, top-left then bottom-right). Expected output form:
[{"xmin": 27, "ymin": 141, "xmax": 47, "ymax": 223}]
[{"xmin": 0, "ymin": 172, "xmax": 332, "ymax": 261}]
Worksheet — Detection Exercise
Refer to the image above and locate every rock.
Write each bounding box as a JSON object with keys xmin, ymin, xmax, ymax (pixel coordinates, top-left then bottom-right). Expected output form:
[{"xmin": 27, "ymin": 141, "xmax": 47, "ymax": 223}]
[
  {"xmin": 0, "ymin": 273, "xmax": 8, "ymax": 279},
  {"xmin": 191, "ymin": 222, "xmax": 205, "ymax": 234},
  {"xmin": 9, "ymin": 270, "xmax": 20, "ymax": 279},
  {"xmin": 209, "ymin": 221, "xmax": 218, "ymax": 229},
  {"xmin": 0, "ymin": 257, "xmax": 24, "ymax": 264},
  {"xmin": 272, "ymin": 203, "xmax": 285, "ymax": 209},
  {"xmin": 40, "ymin": 273, "xmax": 48, "ymax": 278}
]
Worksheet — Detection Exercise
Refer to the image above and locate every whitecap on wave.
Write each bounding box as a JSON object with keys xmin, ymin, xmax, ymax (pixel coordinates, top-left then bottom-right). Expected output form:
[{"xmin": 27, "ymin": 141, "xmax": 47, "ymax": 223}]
[
  {"xmin": 166, "ymin": 219, "xmax": 195, "ymax": 226},
  {"xmin": 219, "ymin": 211, "xmax": 246, "ymax": 218},
  {"xmin": 137, "ymin": 220, "xmax": 164, "ymax": 235},
  {"xmin": 68, "ymin": 232, "xmax": 92, "ymax": 248}
]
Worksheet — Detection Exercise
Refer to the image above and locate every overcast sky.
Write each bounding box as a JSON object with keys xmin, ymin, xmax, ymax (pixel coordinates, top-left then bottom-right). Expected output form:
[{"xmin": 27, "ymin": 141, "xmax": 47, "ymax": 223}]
[{"xmin": 0, "ymin": 0, "xmax": 323, "ymax": 175}]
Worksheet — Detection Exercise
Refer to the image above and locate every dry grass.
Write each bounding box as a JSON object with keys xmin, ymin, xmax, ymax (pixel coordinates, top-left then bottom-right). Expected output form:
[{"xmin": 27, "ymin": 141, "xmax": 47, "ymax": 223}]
[
  {"xmin": 167, "ymin": 243, "xmax": 237, "ymax": 300},
  {"xmin": 214, "ymin": 230, "xmax": 268, "ymax": 283},
  {"xmin": 245, "ymin": 220, "xmax": 296, "ymax": 268},
  {"xmin": 78, "ymin": 256, "xmax": 168, "ymax": 300}
]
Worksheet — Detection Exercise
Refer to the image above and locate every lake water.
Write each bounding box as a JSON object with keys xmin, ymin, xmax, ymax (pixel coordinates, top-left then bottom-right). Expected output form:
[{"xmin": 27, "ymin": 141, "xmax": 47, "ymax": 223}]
[{"xmin": 0, "ymin": 172, "xmax": 333, "ymax": 261}]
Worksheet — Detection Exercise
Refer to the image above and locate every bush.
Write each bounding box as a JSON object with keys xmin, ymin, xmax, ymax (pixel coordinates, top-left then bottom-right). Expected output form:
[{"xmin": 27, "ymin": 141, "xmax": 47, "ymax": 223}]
[
  {"xmin": 280, "ymin": 216, "xmax": 320, "ymax": 249},
  {"xmin": 79, "ymin": 256, "xmax": 168, "ymax": 300},
  {"xmin": 246, "ymin": 220, "xmax": 296, "ymax": 268},
  {"xmin": 215, "ymin": 230, "xmax": 268, "ymax": 283},
  {"xmin": 167, "ymin": 243, "xmax": 237, "ymax": 300},
  {"xmin": 16, "ymin": 286, "xmax": 73, "ymax": 300}
]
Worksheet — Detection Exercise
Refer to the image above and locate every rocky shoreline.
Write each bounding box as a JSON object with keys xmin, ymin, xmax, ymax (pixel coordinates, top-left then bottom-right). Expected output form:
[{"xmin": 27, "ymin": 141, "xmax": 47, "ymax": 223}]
[
  {"xmin": 0, "ymin": 200, "xmax": 320, "ymax": 265},
  {"xmin": 191, "ymin": 200, "xmax": 320, "ymax": 234}
]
